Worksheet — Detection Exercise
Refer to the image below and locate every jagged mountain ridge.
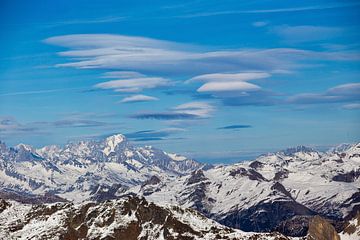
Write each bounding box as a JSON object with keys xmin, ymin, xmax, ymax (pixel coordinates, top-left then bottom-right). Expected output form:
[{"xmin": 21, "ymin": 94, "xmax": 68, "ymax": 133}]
[
  {"xmin": 0, "ymin": 196, "xmax": 292, "ymax": 240},
  {"xmin": 0, "ymin": 134, "xmax": 204, "ymax": 201},
  {"xmin": 1, "ymin": 134, "xmax": 359, "ymax": 237},
  {"xmin": 127, "ymin": 143, "xmax": 360, "ymax": 236}
]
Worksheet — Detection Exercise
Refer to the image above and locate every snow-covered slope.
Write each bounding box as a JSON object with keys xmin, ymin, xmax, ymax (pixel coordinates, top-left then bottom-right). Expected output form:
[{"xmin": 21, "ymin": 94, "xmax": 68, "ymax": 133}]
[
  {"xmin": 0, "ymin": 197, "xmax": 293, "ymax": 240},
  {"xmin": 0, "ymin": 134, "xmax": 204, "ymax": 202},
  {"xmin": 1, "ymin": 135, "xmax": 359, "ymax": 237},
  {"xmin": 125, "ymin": 143, "xmax": 360, "ymax": 236}
]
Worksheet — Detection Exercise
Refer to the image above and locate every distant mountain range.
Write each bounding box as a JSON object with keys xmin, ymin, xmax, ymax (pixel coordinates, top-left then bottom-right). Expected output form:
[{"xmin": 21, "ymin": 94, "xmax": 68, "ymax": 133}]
[
  {"xmin": 0, "ymin": 134, "xmax": 359, "ymax": 239},
  {"xmin": 0, "ymin": 134, "xmax": 204, "ymax": 201}
]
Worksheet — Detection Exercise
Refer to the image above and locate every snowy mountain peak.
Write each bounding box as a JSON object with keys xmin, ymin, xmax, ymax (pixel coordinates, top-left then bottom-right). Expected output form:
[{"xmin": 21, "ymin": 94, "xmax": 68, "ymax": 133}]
[
  {"xmin": 280, "ymin": 145, "xmax": 317, "ymax": 156},
  {"xmin": 14, "ymin": 143, "xmax": 35, "ymax": 152},
  {"xmin": 329, "ymin": 143, "xmax": 353, "ymax": 153},
  {"xmin": 102, "ymin": 134, "xmax": 126, "ymax": 155}
]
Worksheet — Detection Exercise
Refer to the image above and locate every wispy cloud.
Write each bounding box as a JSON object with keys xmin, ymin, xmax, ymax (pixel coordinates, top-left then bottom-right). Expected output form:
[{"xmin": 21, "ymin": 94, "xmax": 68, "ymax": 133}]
[
  {"xmin": 125, "ymin": 128, "xmax": 185, "ymax": 141},
  {"xmin": 287, "ymin": 83, "xmax": 360, "ymax": 105},
  {"xmin": 252, "ymin": 21, "xmax": 268, "ymax": 27},
  {"xmin": 45, "ymin": 34, "xmax": 360, "ymax": 77},
  {"xmin": 172, "ymin": 101, "xmax": 215, "ymax": 118},
  {"xmin": 218, "ymin": 125, "xmax": 252, "ymax": 130},
  {"xmin": 342, "ymin": 103, "xmax": 360, "ymax": 110},
  {"xmin": 119, "ymin": 94, "xmax": 159, "ymax": 103},
  {"xmin": 95, "ymin": 77, "xmax": 171, "ymax": 92},
  {"xmin": 52, "ymin": 119, "xmax": 109, "ymax": 128},
  {"xmin": 102, "ymin": 71, "xmax": 146, "ymax": 79},
  {"xmin": 176, "ymin": 3, "xmax": 360, "ymax": 18},
  {"xmin": 130, "ymin": 101, "xmax": 215, "ymax": 120},
  {"xmin": 0, "ymin": 88, "xmax": 81, "ymax": 97},
  {"xmin": 0, "ymin": 117, "xmax": 38, "ymax": 134},
  {"xmin": 270, "ymin": 25, "xmax": 342, "ymax": 43},
  {"xmin": 0, "ymin": 115, "xmax": 122, "ymax": 139},
  {"xmin": 187, "ymin": 72, "xmax": 270, "ymax": 83}
]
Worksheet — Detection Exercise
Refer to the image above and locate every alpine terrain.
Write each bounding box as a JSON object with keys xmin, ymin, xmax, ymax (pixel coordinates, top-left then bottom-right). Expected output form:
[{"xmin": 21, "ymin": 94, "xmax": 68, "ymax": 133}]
[{"xmin": 0, "ymin": 134, "xmax": 359, "ymax": 239}]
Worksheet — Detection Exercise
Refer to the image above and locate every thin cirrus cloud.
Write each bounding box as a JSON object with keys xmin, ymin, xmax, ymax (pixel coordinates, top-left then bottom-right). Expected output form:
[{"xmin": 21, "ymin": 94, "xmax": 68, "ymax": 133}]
[
  {"xmin": 252, "ymin": 21, "xmax": 268, "ymax": 27},
  {"xmin": 95, "ymin": 77, "xmax": 171, "ymax": 93},
  {"xmin": 101, "ymin": 71, "xmax": 146, "ymax": 79},
  {"xmin": 287, "ymin": 83, "xmax": 360, "ymax": 105},
  {"xmin": 270, "ymin": 25, "xmax": 343, "ymax": 43},
  {"xmin": 119, "ymin": 94, "xmax": 159, "ymax": 103},
  {"xmin": 130, "ymin": 101, "xmax": 215, "ymax": 120},
  {"xmin": 130, "ymin": 112, "xmax": 197, "ymax": 120},
  {"xmin": 0, "ymin": 117, "xmax": 37, "ymax": 134},
  {"xmin": 44, "ymin": 34, "xmax": 359, "ymax": 76},
  {"xmin": 186, "ymin": 72, "xmax": 271, "ymax": 83},
  {"xmin": 342, "ymin": 103, "xmax": 360, "ymax": 110},
  {"xmin": 0, "ymin": 115, "xmax": 122, "ymax": 138},
  {"xmin": 175, "ymin": 2, "xmax": 360, "ymax": 18}
]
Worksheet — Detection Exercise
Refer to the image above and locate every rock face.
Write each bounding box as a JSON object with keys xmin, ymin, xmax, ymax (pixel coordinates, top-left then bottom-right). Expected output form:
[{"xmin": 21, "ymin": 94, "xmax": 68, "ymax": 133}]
[
  {"xmin": 307, "ymin": 216, "xmax": 340, "ymax": 240},
  {"xmin": 0, "ymin": 197, "xmax": 290, "ymax": 240},
  {"xmin": 340, "ymin": 211, "xmax": 360, "ymax": 239}
]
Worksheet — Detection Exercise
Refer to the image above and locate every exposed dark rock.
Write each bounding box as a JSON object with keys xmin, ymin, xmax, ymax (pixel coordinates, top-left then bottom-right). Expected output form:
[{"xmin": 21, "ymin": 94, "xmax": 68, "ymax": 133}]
[
  {"xmin": 271, "ymin": 182, "xmax": 293, "ymax": 199},
  {"xmin": 90, "ymin": 183, "xmax": 129, "ymax": 202},
  {"xmin": 219, "ymin": 199, "xmax": 316, "ymax": 232},
  {"xmin": 274, "ymin": 169, "xmax": 289, "ymax": 181},
  {"xmin": 0, "ymin": 198, "xmax": 11, "ymax": 213},
  {"xmin": 141, "ymin": 175, "xmax": 161, "ymax": 187},
  {"xmin": 180, "ymin": 181, "xmax": 211, "ymax": 215},
  {"xmin": 230, "ymin": 167, "xmax": 268, "ymax": 181},
  {"xmin": 332, "ymin": 169, "xmax": 360, "ymax": 182},
  {"xmin": 342, "ymin": 211, "xmax": 360, "ymax": 236},
  {"xmin": 0, "ymin": 189, "xmax": 67, "ymax": 204},
  {"xmin": 275, "ymin": 215, "xmax": 312, "ymax": 237},
  {"xmin": 186, "ymin": 170, "xmax": 207, "ymax": 185},
  {"xmin": 249, "ymin": 161, "xmax": 264, "ymax": 169}
]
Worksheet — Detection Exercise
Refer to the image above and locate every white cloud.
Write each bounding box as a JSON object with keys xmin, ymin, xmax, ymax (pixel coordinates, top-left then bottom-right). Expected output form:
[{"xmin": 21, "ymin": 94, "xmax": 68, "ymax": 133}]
[
  {"xmin": 187, "ymin": 72, "xmax": 270, "ymax": 83},
  {"xmin": 197, "ymin": 81, "xmax": 261, "ymax": 93},
  {"xmin": 119, "ymin": 94, "xmax": 159, "ymax": 103},
  {"xmin": 327, "ymin": 83, "xmax": 360, "ymax": 95},
  {"xmin": 173, "ymin": 101, "xmax": 215, "ymax": 118},
  {"xmin": 45, "ymin": 34, "xmax": 360, "ymax": 76},
  {"xmin": 94, "ymin": 77, "xmax": 171, "ymax": 92},
  {"xmin": 188, "ymin": 72, "xmax": 265, "ymax": 94}
]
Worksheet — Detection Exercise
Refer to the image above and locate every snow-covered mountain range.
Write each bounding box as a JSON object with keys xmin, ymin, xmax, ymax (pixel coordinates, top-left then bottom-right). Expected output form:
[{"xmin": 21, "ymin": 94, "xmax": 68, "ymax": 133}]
[
  {"xmin": 0, "ymin": 196, "xmax": 358, "ymax": 240},
  {"xmin": 0, "ymin": 134, "xmax": 204, "ymax": 201},
  {"xmin": 125, "ymin": 143, "xmax": 360, "ymax": 236},
  {"xmin": 0, "ymin": 134, "xmax": 359, "ymax": 238}
]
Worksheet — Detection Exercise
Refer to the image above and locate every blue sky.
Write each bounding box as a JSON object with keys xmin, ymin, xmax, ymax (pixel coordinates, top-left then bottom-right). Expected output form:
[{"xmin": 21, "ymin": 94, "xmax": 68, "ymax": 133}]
[{"xmin": 0, "ymin": 0, "xmax": 359, "ymax": 163}]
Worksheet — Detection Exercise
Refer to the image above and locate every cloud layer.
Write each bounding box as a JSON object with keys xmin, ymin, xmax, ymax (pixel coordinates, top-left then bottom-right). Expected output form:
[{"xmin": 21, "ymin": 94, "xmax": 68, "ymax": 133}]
[
  {"xmin": 130, "ymin": 101, "xmax": 215, "ymax": 120},
  {"xmin": 287, "ymin": 83, "xmax": 360, "ymax": 105},
  {"xmin": 119, "ymin": 94, "xmax": 159, "ymax": 103},
  {"xmin": 45, "ymin": 34, "xmax": 359, "ymax": 77}
]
